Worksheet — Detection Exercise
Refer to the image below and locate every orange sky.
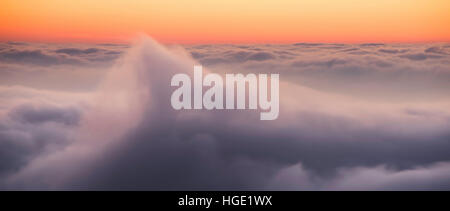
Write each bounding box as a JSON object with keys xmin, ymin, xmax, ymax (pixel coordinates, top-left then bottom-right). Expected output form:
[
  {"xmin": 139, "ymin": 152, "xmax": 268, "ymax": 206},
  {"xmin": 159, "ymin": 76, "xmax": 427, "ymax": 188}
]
[{"xmin": 1, "ymin": 0, "xmax": 449, "ymax": 44}]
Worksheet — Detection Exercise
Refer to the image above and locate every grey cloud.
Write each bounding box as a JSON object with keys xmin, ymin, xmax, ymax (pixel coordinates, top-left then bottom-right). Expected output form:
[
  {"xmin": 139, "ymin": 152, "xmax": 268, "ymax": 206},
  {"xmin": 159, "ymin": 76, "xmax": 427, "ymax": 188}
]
[
  {"xmin": 400, "ymin": 53, "xmax": 443, "ymax": 61},
  {"xmin": 9, "ymin": 104, "xmax": 81, "ymax": 126},
  {"xmin": 425, "ymin": 46, "xmax": 449, "ymax": 55},
  {"xmin": 182, "ymin": 43, "xmax": 447, "ymax": 100},
  {"xmin": 55, "ymin": 48, "xmax": 100, "ymax": 55},
  {"xmin": 292, "ymin": 58, "xmax": 347, "ymax": 68},
  {"xmin": 293, "ymin": 43, "xmax": 323, "ymax": 47},
  {"xmin": 360, "ymin": 43, "xmax": 385, "ymax": 47},
  {"xmin": 55, "ymin": 47, "xmax": 123, "ymax": 62},
  {"xmin": 190, "ymin": 51, "xmax": 206, "ymax": 59},
  {"xmin": 0, "ymin": 103, "xmax": 80, "ymax": 178},
  {"xmin": 0, "ymin": 43, "xmax": 125, "ymax": 67},
  {"xmin": 246, "ymin": 52, "xmax": 276, "ymax": 61},
  {"xmin": 226, "ymin": 51, "xmax": 252, "ymax": 62},
  {"xmin": 105, "ymin": 50, "xmax": 121, "ymax": 55},
  {"xmin": 327, "ymin": 163, "xmax": 450, "ymax": 190},
  {"xmin": 370, "ymin": 60, "xmax": 393, "ymax": 67},
  {"xmin": 53, "ymin": 96, "xmax": 450, "ymax": 190},
  {"xmin": 269, "ymin": 162, "xmax": 450, "ymax": 190},
  {"xmin": 195, "ymin": 50, "xmax": 276, "ymax": 65},
  {"xmin": 340, "ymin": 47, "xmax": 360, "ymax": 52},
  {"xmin": 97, "ymin": 43, "xmax": 129, "ymax": 47},
  {"xmin": 379, "ymin": 48, "xmax": 408, "ymax": 54},
  {"xmin": 0, "ymin": 49, "xmax": 82, "ymax": 66}
]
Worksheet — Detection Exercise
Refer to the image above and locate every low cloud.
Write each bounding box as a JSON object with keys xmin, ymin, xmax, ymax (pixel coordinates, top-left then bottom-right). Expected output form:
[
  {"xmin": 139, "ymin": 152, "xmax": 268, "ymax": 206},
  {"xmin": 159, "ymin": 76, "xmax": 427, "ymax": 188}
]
[
  {"xmin": 0, "ymin": 43, "xmax": 126, "ymax": 67},
  {"xmin": 55, "ymin": 48, "xmax": 100, "ymax": 56},
  {"xmin": 0, "ymin": 103, "xmax": 80, "ymax": 179},
  {"xmin": 292, "ymin": 58, "xmax": 347, "ymax": 68},
  {"xmin": 0, "ymin": 38, "xmax": 450, "ymax": 190},
  {"xmin": 0, "ymin": 49, "xmax": 82, "ymax": 66},
  {"xmin": 9, "ymin": 104, "xmax": 80, "ymax": 126},
  {"xmin": 400, "ymin": 53, "xmax": 443, "ymax": 61}
]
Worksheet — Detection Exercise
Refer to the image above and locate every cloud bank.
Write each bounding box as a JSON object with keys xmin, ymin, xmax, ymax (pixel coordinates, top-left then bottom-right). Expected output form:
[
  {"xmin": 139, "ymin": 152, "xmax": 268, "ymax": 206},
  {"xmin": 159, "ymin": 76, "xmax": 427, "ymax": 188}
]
[{"xmin": 0, "ymin": 38, "xmax": 450, "ymax": 190}]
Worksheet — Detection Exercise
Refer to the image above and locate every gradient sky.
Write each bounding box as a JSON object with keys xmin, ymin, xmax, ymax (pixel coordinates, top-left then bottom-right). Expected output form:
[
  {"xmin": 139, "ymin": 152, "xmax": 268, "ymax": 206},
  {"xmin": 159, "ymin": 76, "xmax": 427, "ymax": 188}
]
[{"xmin": 1, "ymin": 0, "xmax": 449, "ymax": 43}]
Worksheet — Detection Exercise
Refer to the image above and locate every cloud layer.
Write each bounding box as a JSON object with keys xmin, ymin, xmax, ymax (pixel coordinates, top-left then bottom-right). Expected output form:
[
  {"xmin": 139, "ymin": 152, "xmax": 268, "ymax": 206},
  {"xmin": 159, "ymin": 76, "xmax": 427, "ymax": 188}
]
[{"xmin": 0, "ymin": 38, "xmax": 450, "ymax": 190}]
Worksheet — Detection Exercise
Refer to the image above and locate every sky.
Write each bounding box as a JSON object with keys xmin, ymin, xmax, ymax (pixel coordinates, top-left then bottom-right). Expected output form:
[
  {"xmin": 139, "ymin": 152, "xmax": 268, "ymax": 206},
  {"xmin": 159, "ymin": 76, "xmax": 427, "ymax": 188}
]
[{"xmin": 1, "ymin": 0, "xmax": 449, "ymax": 43}]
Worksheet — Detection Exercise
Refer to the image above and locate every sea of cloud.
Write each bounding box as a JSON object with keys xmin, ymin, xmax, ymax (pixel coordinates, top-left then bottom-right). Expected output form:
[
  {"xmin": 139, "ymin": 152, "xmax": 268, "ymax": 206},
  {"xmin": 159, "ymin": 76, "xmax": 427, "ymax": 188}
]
[{"xmin": 0, "ymin": 37, "xmax": 450, "ymax": 190}]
